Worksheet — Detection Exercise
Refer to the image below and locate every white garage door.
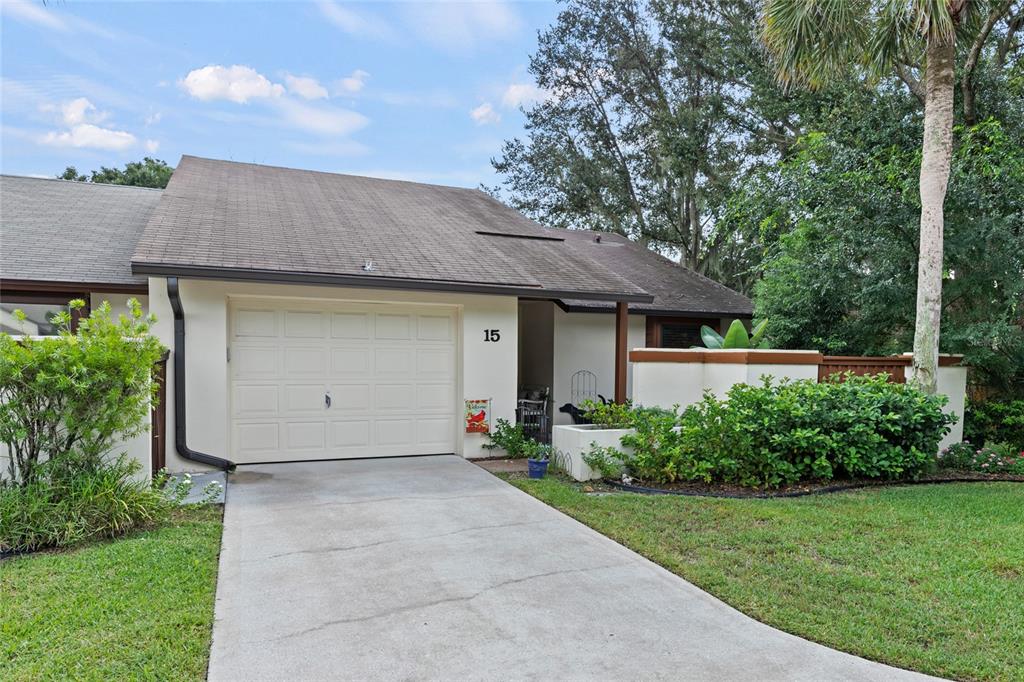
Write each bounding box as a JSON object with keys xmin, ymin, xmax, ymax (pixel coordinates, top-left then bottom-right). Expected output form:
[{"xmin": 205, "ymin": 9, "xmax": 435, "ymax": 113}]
[{"xmin": 229, "ymin": 299, "xmax": 458, "ymax": 463}]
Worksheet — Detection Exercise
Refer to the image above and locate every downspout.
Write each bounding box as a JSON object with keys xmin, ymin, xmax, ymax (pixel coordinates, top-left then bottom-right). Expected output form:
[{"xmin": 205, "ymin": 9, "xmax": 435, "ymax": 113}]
[{"xmin": 166, "ymin": 277, "xmax": 234, "ymax": 471}]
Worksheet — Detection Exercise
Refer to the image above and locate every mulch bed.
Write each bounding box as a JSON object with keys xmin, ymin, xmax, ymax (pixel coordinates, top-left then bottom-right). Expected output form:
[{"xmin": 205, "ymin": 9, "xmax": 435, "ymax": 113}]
[{"xmin": 605, "ymin": 470, "xmax": 1024, "ymax": 499}]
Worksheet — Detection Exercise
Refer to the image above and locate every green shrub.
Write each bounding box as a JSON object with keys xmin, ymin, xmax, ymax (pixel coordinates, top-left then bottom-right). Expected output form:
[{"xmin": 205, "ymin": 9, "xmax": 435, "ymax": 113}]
[
  {"xmin": 582, "ymin": 444, "xmax": 624, "ymax": 479},
  {"xmin": 616, "ymin": 375, "xmax": 953, "ymax": 487},
  {"xmin": 939, "ymin": 441, "xmax": 1024, "ymax": 474},
  {"xmin": 0, "ymin": 457, "xmax": 191, "ymax": 553},
  {"xmin": 482, "ymin": 419, "xmax": 531, "ymax": 458},
  {"xmin": 963, "ymin": 398, "xmax": 1024, "ymax": 450},
  {"xmin": 0, "ymin": 299, "xmax": 164, "ymax": 485},
  {"xmin": 580, "ymin": 400, "xmax": 636, "ymax": 428}
]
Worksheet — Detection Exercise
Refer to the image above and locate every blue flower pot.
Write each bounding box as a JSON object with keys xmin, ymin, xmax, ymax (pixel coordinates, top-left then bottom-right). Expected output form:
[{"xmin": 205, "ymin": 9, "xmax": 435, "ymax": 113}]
[{"xmin": 527, "ymin": 458, "xmax": 549, "ymax": 479}]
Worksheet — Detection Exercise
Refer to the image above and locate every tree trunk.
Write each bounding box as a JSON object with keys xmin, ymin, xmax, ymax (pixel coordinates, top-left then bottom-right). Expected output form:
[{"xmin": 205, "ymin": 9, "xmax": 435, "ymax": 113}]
[{"xmin": 911, "ymin": 34, "xmax": 956, "ymax": 394}]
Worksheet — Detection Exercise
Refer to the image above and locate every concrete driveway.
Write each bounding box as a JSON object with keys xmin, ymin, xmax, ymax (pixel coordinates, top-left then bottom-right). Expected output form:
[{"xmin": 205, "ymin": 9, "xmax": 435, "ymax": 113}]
[{"xmin": 208, "ymin": 456, "xmax": 934, "ymax": 681}]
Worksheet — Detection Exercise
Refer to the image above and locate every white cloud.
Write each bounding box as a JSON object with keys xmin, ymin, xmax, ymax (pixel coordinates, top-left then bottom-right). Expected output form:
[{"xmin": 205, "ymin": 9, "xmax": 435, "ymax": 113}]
[
  {"xmin": 285, "ymin": 74, "xmax": 328, "ymax": 100},
  {"xmin": 469, "ymin": 102, "xmax": 501, "ymax": 126},
  {"xmin": 144, "ymin": 139, "xmax": 160, "ymax": 153},
  {"xmin": 41, "ymin": 123, "xmax": 136, "ymax": 150},
  {"xmin": 403, "ymin": 2, "xmax": 522, "ymax": 52},
  {"xmin": 336, "ymin": 70, "xmax": 370, "ymax": 95},
  {"xmin": 317, "ymin": 1, "xmax": 397, "ymax": 41},
  {"xmin": 145, "ymin": 112, "xmax": 162, "ymax": 126},
  {"xmin": 59, "ymin": 97, "xmax": 99, "ymax": 126},
  {"xmin": 273, "ymin": 99, "xmax": 369, "ymax": 137},
  {"xmin": 502, "ymin": 82, "xmax": 550, "ymax": 109},
  {"xmin": 180, "ymin": 65, "xmax": 285, "ymax": 104}
]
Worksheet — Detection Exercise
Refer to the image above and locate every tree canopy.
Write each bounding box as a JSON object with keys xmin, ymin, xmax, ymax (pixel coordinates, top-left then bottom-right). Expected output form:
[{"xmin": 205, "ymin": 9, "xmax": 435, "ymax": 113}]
[
  {"xmin": 58, "ymin": 157, "xmax": 174, "ymax": 189},
  {"xmin": 492, "ymin": 0, "xmax": 1023, "ymax": 392}
]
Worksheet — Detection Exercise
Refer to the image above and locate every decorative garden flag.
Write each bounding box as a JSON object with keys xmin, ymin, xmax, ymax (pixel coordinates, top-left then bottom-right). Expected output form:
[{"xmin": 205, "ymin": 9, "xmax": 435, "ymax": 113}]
[{"xmin": 465, "ymin": 399, "xmax": 490, "ymax": 434}]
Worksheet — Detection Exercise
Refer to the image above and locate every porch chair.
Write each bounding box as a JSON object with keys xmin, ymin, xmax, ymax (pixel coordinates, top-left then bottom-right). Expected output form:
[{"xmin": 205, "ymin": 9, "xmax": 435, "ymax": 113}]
[{"xmin": 516, "ymin": 385, "xmax": 550, "ymax": 442}]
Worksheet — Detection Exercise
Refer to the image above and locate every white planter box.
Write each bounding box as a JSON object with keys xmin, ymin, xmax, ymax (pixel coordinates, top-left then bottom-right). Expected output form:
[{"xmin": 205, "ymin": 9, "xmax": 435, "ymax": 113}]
[{"xmin": 552, "ymin": 424, "xmax": 634, "ymax": 481}]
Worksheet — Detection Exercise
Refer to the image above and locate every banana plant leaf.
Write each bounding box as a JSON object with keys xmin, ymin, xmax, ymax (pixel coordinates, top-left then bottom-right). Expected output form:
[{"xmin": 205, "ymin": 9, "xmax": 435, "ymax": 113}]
[
  {"xmin": 722, "ymin": 319, "xmax": 750, "ymax": 348},
  {"xmin": 749, "ymin": 319, "xmax": 769, "ymax": 348},
  {"xmin": 700, "ymin": 325, "xmax": 724, "ymax": 349}
]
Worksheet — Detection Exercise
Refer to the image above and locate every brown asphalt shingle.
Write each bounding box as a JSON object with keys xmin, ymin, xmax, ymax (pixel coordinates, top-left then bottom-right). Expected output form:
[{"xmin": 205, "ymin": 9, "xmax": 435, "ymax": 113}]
[
  {"xmin": 0, "ymin": 175, "xmax": 158, "ymax": 287},
  {"xmin": 131, "ymin": 156, "xmax": 648, "ymax": 299}
]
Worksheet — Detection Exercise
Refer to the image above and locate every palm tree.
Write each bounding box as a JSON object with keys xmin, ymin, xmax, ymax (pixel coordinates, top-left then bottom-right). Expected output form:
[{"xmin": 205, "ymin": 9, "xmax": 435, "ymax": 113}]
[{"xmin": 761, "ymin": 0, "xmax": 991, "ymax": 394}]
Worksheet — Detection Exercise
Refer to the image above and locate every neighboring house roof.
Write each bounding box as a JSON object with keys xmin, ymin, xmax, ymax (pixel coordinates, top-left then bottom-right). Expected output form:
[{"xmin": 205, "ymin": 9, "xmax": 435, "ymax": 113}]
[
  {"xmin": 130, "ymin": 156, "xmax": 652, "ymax": 303},
  {"xmin": 0, "ymin": 175, "xmax": 157, "ymax": 289},
  {"xmin": 1, "ymin": 157, "xmax": 753, "ymax": 316},
  {"xmin": 558, "ymin": 230, "xmax": 753, "ymax": 317}
]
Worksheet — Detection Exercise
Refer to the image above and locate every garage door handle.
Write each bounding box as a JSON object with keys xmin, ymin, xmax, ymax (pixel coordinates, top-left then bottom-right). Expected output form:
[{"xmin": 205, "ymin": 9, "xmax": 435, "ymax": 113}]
[{"xmin": 325, "ymin": 392, "xmax": 332, "ymax": 409}]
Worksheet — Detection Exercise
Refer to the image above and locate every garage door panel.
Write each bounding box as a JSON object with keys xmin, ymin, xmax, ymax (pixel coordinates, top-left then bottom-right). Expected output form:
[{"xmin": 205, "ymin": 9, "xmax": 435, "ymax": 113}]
[
  {"xmin": 231, "ymin": 299, "xmax": 456, "ymax": 462},
  {"xmin": 235, "ymin": 422, "xmax": 280, "ymax": 453},
  {"xmin": 234, "ymin": 384, "xmax": 279, "ymax": 416},
  {"xmin": 375, "ymin": 384, "xmax": 414, "ymax": 411},
  {"xmin": 234, "ymin": 346, "xmax": 278, "ymax": 378},
  {"xmin": 417, "ymin": 349, "xmax": 453, "ymax": 376},
  {"xmin": 285, "ymin": 421, "xmax": 326, "ymax": 451},
  {"xmin": 375, "ymin": 348, "xmax": 413, "ymax": 373},
  {"xmin": 375, "ymin": 313, "xmax": 412, "ymax": 340},
  {"xmin": 285, "ymin": 311, "xmax": 326, "ymax": 338},
  {"xmin": 284, "ymin": 347, "xmax": 327, "ymax": 374},
  {"xmin": 417, "ymin": 383, "xmax": 455, "ymax": 410},
  {"xmin": 332, "ymin": 312, "xmax": 370, "ymax": 339},
  {"xmin": 329, "ymin": 384, "xmax": 370, "ymax": 410},
  {"xmin": 331, "ymin": 348, "xmax": 371, "ymax": 375},
  {"xmin": 376, "ymin": 419, "xmax": 414, "ymax": 446},
  {"xmin": 418, "ymin": 417, "xmax": 455, "ymax": 446},
  {"xmin": 283, "ymin": 384, "xmax": 327, "ymax": 413},
  {"xmin": 235, "ymin": 309, "xmax": 277, "ymax": 337},
  {"xmin": 417, "ymin": 314, "xmax": 453, "ymax": 341},
  {"xmin": 332, "ymin": 420, "xmax": 371, "ymax": 448}
]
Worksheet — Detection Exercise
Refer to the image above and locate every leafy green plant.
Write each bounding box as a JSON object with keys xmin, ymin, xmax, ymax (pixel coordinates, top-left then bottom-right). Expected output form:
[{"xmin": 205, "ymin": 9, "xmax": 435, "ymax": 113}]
[
  {"xmin": 521, "ymin": 440, "xmax": 551, "ymax": 461},
  {"xmin": 938, "ymin": 441, "xmax": 1024, "ymax": 474},
  {"xmin": 0, "ymin": 299, "xmax": 164, "ymax": 485},
  {"xmin": 700, "ymin": 319, "xmax": 769, "ymax": 349},
  {"xmin": 964, "ymin": 398, "xmax": 1024, "ymax": 451},
  {"xmin": 0, "ymin": 457, "xmax": 198, "ymax": 553},
  {"xmin": 579, "ymin": 399, "xmax": 635, "ymax": 428},
  {"xmin": 482, "ymin": 419, "xmax": 531, "ymax": 458},
  {"xmin": 615, "ymin": 375, "xmax": 952, "ymax": 487},
  {"xmin": 582, "ymin": 444, "xmax": 625, "ymax": 479}
]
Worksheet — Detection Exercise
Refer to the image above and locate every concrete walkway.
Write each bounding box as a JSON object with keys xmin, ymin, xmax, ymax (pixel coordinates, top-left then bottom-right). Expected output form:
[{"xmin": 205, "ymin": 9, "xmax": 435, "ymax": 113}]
[{"xmin": 208, "ymin": 456, "xmax": 935, "ymax": 681}]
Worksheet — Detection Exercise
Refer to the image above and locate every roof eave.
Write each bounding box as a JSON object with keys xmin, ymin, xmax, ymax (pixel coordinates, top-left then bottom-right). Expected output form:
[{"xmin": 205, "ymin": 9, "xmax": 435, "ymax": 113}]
[
  {"xmin": 131, "ymin": 263, "xmax": 655, "ymax": 304},
  {"xmin": 558, "ymin": 302, "xmax": 753, "ymax": 317}
]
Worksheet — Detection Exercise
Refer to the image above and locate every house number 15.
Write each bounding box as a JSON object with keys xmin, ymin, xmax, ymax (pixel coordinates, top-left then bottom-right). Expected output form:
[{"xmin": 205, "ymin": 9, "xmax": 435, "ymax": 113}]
[{"xmin": 484, "ymin": 329, "xmax": 501, "ymax": 342}]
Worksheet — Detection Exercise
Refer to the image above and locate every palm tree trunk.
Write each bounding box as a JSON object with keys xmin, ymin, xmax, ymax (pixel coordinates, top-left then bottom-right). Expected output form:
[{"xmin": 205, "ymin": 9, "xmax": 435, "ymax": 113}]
[{"xmin": 911, "ymin": 34, "xmax": 956, "ymax": 394}]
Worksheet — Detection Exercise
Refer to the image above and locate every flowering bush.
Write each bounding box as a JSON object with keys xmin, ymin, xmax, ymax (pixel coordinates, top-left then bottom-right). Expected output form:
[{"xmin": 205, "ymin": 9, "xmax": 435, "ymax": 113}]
[{"xmin": 938, "ymin": 441, "xmax": 1024, "ymax": 474}]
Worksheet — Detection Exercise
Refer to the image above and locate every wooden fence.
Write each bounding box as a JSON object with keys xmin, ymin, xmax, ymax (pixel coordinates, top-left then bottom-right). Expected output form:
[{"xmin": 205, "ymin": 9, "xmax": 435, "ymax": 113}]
[{"xmin": 818, "ymin": 356, "xmax": 910, "ymax": 383}]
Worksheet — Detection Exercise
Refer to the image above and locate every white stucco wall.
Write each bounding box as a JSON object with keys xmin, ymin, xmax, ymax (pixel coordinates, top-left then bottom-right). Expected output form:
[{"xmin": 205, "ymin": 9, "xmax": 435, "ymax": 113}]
[
  {"xmin": 551, "ymin": 309, "xmax": 646, "ymax": 424},
  {"xmin": 903, "ymin": 361, "xmax": 967, "ymax": 450},
  {"xmin": 148, "ymin": 277, "xmax": 518, "ymax": 471},
  {"xmin": 631, "ymin": 351, "xmax": 821, "ymax": 408}
]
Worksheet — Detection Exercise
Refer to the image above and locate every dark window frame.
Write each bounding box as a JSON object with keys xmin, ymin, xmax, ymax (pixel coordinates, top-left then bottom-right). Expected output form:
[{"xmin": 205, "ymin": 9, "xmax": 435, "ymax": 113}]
[
  {"xmin": 1, "ymin": 289, "xmax": 91, "ymax": 333},
  {"xmin": 645, "ymin": 316, "xmax": 721, "ymax": 349}
]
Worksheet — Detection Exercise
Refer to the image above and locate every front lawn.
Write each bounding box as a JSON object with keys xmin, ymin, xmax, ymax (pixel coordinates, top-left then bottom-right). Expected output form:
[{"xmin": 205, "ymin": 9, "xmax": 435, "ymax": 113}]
[
  {"xmin": 1, "ymin": 506, "xmax": 222, "ymax": 681},
  {"xmin": 509, "ymin": 477, "xmax": 1024, "ymax": 681}
]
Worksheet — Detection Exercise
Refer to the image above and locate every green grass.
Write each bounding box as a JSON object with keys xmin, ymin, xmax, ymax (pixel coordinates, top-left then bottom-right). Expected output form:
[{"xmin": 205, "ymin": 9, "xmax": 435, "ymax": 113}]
[
  {"xmin": 1, "ymin": 506, "xmax": 223, "ymax": 681},
  {"xmin": 509, "ymin": 477, "xmax": 1024, "ymax": 681}
]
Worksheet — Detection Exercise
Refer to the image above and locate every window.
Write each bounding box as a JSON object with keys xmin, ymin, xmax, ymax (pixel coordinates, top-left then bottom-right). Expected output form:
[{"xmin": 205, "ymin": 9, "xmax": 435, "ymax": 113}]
[
  {"xmin": 646, "ymin": 316, "xmax": 718, "ymax": 349},
  {"xmin": 0, "ymin": 292, "xmax": 87, "ymax": 336}
]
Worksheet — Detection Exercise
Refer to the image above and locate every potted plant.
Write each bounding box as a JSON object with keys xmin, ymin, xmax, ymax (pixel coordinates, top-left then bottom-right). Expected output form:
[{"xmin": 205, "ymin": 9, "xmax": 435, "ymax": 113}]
[{"xmin": 523, "ymin": 440, "xmax": 551, "ymax": 479}]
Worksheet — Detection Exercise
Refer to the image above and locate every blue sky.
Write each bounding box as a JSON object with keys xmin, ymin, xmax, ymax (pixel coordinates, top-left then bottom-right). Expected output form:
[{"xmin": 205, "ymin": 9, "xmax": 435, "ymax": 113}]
[{"xmin": 1, "ymin": 0, "xmax": 558, "ymax": 187}]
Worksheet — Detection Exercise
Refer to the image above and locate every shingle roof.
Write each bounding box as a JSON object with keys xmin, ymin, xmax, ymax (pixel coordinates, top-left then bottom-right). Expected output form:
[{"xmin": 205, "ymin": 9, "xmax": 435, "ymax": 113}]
[
  {"xmin": 558, "ymin": 230, "xmax": 753, "ymax": 316},
  {"xmin": 0, "ymin": 175, "xmax": 158, "ymax": 287},
  {"xmin": 1, "ymin": 157, "xmax": 753, "ymax": 316},
  {"xmin": 130, "ymin": 156, "xmax": 651, "ymax": 302}
]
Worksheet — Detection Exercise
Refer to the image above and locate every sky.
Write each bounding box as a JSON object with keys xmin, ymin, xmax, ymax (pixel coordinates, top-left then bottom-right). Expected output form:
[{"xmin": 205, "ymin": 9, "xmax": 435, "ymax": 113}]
[{"xmin": 0, "ymin": 0, "xmax": 559, "ymax": 188}]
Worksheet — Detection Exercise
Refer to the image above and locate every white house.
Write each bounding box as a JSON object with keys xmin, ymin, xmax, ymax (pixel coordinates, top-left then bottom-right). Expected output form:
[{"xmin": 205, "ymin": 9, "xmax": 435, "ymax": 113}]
[{"xmin": 0, "ymin": 157, "xmax": 752, "ymax": 475}]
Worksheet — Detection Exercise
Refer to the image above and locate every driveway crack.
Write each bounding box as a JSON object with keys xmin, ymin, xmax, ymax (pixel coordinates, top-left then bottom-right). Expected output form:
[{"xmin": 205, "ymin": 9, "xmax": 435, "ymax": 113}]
[{"xmin": 257, "ymin": 562, "xmax": 626, "ymax": 644}]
